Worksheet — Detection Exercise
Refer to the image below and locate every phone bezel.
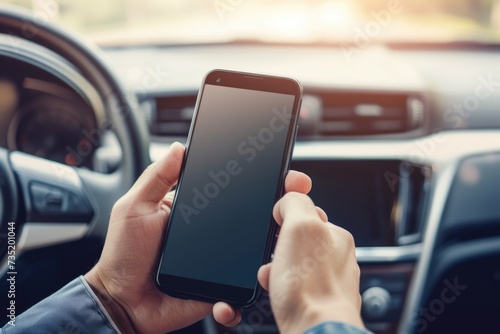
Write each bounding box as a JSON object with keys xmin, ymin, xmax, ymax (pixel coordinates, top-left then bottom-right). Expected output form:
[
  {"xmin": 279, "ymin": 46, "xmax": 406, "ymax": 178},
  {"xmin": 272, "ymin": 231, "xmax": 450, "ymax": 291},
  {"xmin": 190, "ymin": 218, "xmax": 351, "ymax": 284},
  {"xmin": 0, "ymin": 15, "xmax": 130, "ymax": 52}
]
[{"xmin": 156, "ymin": 69, "xmax": 303, "ymax": 307}]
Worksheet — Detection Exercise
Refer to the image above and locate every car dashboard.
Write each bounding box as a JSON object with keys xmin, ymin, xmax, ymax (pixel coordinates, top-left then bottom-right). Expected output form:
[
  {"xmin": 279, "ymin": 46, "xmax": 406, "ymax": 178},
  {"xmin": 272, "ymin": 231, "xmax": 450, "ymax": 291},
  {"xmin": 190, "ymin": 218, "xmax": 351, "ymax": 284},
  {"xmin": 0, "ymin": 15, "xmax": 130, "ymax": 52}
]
[
  {"xmin": 2, "ymin": 41, "xmax": 500, "ymax": 333},
  {"xmin": 114, "ymin": 43, "xmax": 500, "ymax": 333}
]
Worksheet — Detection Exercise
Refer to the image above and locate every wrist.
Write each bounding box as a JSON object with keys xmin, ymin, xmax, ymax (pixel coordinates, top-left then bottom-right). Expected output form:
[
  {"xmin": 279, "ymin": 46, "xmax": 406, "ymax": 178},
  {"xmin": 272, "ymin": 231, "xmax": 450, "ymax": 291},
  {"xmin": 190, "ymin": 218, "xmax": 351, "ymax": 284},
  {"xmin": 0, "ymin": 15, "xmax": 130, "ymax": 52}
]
[{"xmin": 84, "ymin": 268, "xmax": 138, "ymax": 334}]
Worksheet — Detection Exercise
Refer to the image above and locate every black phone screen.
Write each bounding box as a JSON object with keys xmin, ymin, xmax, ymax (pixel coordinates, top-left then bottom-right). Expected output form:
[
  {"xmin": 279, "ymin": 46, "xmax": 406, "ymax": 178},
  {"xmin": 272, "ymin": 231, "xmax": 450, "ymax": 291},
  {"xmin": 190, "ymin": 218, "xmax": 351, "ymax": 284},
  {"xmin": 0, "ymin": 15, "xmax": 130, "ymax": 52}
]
[{"xmin": 158, "ymin": 79, "xmax": 298, "ymax": 295}]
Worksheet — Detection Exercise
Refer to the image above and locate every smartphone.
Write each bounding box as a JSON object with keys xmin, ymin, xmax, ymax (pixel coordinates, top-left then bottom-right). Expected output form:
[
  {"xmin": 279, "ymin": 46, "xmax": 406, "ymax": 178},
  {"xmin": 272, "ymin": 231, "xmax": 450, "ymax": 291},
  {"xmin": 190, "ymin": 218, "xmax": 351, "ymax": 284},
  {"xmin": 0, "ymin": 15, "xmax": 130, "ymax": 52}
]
[{"xmin": 156, "ymin": 69, "xmax": 302, "ymax": 307}]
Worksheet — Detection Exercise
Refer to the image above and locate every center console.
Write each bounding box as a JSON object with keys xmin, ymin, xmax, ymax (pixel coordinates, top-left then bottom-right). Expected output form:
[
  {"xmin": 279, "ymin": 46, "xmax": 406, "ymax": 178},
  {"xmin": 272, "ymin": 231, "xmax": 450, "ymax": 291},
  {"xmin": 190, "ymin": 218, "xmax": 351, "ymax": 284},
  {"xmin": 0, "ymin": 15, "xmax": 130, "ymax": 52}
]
[
  {"xmin": 206, "ymin": 156, "xmax": 431, "ymax": 334},
  {"xmin": 295, "ymin": 159, "xmax": 429, "ymax": 332}
]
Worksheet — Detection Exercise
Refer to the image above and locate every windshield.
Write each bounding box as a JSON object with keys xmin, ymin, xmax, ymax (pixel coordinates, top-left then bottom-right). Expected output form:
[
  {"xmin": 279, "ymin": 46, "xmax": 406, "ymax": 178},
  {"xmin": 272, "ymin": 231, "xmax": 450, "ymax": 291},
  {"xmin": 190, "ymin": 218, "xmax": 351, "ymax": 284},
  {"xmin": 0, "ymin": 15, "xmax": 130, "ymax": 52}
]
[{"xmin": 4, "ymin": 0, "xmax": 500, "ymax": 46}]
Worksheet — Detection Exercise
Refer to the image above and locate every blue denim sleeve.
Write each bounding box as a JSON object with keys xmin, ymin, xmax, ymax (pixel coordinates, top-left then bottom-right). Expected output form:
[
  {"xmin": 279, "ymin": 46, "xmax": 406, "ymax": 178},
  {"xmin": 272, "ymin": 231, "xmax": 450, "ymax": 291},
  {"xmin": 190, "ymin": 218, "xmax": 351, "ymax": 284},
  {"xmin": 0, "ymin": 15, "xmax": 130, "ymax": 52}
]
[
  {"xmin": 2, "ymin": 276, "xmax": 120, "ymax": 334},
  {"xmin": 303, "ymin": 322, "xmax": 374, "ymax": 334}
]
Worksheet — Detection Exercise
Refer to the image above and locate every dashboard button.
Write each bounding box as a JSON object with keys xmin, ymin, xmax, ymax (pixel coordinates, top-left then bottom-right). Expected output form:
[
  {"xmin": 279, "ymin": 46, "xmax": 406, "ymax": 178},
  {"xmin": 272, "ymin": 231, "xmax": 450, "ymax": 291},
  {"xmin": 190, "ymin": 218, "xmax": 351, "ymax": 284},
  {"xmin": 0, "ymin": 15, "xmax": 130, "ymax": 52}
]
[{"xmin": 362, "ymin": 287, "xmax": 391, "ymax": 320}]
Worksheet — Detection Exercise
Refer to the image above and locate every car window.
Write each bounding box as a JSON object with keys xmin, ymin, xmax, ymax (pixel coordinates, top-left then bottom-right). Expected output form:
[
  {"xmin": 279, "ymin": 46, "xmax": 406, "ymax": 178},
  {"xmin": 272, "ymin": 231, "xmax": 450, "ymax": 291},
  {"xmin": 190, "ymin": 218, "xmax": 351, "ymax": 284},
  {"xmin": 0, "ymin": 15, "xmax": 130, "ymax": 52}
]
[{"xmin": 4, "ymin": 0, "xmax": 500, "ymax": 46}]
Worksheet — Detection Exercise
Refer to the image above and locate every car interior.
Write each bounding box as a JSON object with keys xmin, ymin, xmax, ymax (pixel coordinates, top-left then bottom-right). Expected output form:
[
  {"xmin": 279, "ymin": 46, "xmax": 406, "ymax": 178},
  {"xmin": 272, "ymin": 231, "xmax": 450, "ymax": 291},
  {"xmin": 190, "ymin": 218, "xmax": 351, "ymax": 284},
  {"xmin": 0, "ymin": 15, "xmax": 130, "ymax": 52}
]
[{"xmin": 1, "ymin": 1, "xmax": 500, "ymax": 333}]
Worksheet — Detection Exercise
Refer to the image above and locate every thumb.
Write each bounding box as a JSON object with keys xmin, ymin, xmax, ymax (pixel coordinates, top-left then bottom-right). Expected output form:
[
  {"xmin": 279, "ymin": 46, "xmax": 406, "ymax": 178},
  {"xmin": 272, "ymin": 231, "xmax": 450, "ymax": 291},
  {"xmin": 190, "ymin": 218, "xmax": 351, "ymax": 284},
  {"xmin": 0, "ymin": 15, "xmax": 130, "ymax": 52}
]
[
  {"xmin": 129, "ymin": 142, "xmax": 185, "ymax": 203},
  {"xmin": 258, "ymin": 263, "xmax": 272, "ymax": 291}
]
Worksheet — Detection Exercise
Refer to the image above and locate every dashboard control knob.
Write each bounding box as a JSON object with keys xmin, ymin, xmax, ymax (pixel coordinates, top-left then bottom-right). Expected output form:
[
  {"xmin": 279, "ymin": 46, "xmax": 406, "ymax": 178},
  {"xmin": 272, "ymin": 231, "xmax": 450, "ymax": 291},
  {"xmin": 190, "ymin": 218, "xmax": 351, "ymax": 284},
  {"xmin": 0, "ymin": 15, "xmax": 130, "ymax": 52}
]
[{"xmin": 362, "ymin": 287, "xmax": 391, "ymax": 319}]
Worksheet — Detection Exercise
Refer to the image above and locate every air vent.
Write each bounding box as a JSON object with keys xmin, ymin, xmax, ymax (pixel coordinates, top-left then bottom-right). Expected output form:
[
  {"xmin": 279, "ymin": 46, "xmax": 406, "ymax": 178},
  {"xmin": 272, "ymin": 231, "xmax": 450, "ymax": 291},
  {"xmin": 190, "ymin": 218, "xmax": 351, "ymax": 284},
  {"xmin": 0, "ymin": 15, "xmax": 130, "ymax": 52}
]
[
  {"xmin": 318, "ymin": 92, "xmax": 424, "ymax": 136},
  {"xmin": 151, "ymin": 95, "xmax": 197, "ymax": 136}
]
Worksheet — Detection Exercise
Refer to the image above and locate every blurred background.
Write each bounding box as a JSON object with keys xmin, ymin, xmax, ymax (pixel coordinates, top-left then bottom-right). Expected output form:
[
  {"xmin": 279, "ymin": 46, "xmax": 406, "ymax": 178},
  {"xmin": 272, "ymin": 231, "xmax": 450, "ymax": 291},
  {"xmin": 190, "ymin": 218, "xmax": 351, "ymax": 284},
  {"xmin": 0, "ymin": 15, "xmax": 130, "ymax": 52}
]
[{"xmin": 3, "ymin": 0, "xmax": 500, "ymax": 46}]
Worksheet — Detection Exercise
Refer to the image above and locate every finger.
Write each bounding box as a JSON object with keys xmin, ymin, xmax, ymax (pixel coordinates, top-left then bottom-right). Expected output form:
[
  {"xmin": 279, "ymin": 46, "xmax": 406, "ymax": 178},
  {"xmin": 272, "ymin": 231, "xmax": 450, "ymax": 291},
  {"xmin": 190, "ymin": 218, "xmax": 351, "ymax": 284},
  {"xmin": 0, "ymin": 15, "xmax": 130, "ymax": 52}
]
[
  {"xmin": 257, "ymin": 263, "xmax": 271, "ymax": 291},
  {"xmin": 272, "ymin": 192, "xmax": 319, "ymax": 227},
  {"xmin": 213, "ymin": 302, "xmax": 242, "ymax": 327},
  {"xmin": 316, "ymin": 206, "xmax": 328, "ymax": 222},
  {"xmin": 129, "ymin": 142, "xmax": 185, "ymax": 203},
  {"xmin": 284, "ymin": 170, "xmax": 312, "ymax": 195},
  {"xmin": 160, "ymin": 190, "xmax": 176, "ymax": 208}
]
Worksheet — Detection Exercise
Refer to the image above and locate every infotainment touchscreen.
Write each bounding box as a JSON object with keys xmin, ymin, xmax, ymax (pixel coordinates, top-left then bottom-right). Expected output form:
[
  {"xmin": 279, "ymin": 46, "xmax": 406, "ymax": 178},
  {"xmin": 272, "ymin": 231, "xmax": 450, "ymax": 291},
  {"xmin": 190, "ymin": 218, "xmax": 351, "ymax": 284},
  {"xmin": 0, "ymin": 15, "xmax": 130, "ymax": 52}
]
[{"xmin": 291, "ymin": 160, "xmax": 427, "ymax": 247}]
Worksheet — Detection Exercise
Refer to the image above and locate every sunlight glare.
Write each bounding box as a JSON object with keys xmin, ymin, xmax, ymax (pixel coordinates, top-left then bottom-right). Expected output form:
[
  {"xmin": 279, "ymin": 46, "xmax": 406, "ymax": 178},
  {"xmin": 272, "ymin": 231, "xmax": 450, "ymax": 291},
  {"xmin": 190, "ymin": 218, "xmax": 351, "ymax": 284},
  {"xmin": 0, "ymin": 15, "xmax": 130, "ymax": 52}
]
[{"xmin": 317, "ymin": 2, "xmax": 355, "ymax": 26}]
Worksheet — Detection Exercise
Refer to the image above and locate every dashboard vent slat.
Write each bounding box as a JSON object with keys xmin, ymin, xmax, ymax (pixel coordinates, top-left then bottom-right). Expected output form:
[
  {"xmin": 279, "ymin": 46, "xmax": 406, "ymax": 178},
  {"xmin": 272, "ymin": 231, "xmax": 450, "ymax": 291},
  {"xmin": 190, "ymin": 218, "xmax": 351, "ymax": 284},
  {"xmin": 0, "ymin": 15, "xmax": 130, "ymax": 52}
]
[{"xmin": 313, "ymin": 92, "xmax": 424, "ymax": 136}]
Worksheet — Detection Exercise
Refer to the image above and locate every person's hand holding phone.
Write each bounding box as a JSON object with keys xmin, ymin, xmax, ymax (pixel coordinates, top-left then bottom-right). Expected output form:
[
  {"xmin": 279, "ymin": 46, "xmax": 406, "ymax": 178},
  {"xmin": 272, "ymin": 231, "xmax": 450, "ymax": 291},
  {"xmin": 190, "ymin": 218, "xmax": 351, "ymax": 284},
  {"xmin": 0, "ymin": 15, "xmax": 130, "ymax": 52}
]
[
  {"xmin": 84, "ymin": 142, "xmax": 313, "ymax": 333},
  {"xmin": 257, "ymin": 193, "xmax": 365, "ymax": 334}
]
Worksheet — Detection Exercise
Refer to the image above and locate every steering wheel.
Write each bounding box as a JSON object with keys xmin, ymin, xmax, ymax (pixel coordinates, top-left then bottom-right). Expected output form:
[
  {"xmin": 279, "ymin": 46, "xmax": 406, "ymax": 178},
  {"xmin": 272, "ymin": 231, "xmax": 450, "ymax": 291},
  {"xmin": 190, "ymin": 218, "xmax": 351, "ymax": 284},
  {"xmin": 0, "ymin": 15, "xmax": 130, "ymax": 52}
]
[{"xmin": 0, "ymin": 6, "xmax": 150, "ymax": 311}]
